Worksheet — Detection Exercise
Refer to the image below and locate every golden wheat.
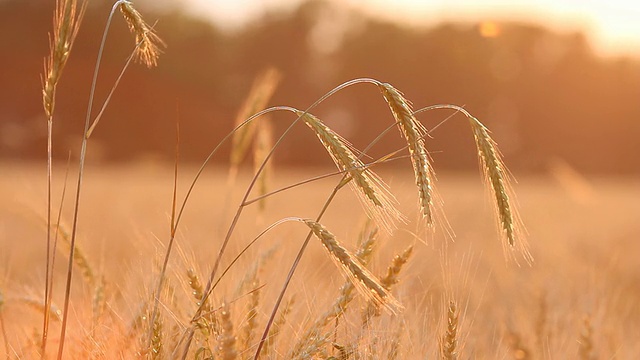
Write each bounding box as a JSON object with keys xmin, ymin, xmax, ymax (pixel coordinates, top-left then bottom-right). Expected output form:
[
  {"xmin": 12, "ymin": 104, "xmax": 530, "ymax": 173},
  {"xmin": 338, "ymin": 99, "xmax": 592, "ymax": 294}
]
[
  {"xmin": 42, "ymin": 0, "xmax": 84, "ymax": 118},
  {"xmin": 378, "ymin": 82, "xmax": 435, "ymax": 225},
  {"xmin": 301, "ymin": 219, "xmax": 401, "ymax": 313},
  {"xmin": 290, "ymin": 226, "xmax": 378, "ymax": 358},
  {"xmin": 440, "ymin": 300, "xmax": 459, "ymax": 360},
  {"xmin": 468, "ymin": 116, "xmax": 532, "ymax": 262},
  {"xmin": 217, "ymin": 302, "xmax": 237, "ymax": 360},
  {"xmin": 230, "ymin": 68, "xmax": 281, "ymax": 169},
  {"xmin": 296, "ymin": 110, "xmax": 403, "ymax": 232},
  {"xmin": 117, "ymin": 1, "xmax": 165, "ymax": 68},
  {"xmin": 253, "ymin": 118, "xmax": 275, "ymax": 212},
  {"xmin": 362, "ymin": 245, "xmax": 413, "ymax": 326},
  {"xmin": 578, "ymin": 314, "xmax": 594, "ymax": 360}
]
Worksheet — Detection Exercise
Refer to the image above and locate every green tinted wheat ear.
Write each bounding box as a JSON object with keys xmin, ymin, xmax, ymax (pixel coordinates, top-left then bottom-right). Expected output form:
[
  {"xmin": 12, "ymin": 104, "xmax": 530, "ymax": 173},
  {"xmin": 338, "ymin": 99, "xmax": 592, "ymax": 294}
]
[
  {"xmin": 301, "ymin": 219, "xmax": 402, "ymax": 313},
  {"xmin": 468, "ymin": 117, "xmax": 531, "ymax": 262},
  {"xmin": 117, "ymin": 1, "xmax": 164, "ymax": 67},
  {"xmin": 378, "ymin": 83, "xmax": 435, "ymax": 225},
  {"xmin": 296, "ymin": 110, "xmax": 403, "ymax": 232}
]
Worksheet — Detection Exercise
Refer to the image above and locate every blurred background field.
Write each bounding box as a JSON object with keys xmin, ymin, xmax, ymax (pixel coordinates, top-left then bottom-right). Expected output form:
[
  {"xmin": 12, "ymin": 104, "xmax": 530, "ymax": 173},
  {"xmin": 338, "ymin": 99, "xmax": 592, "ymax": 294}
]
[{"xmin": 2, "ymin": 0, "xmax": 640, "ymax": 173}]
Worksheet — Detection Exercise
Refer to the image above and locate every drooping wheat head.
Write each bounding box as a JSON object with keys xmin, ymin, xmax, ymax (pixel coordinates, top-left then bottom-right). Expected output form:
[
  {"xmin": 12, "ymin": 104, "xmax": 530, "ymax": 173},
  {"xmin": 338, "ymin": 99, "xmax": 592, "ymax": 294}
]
[
  {"xmin": 301, "ymin": 219, "xmax": 401, "ymax": 313},
  {"xmin": 296, "ymin": 110, "xmax": 403, "ymax": 232},
  {"xmin": 117, "ymin": 1, "xmax": 165, "ymax": 68},
  {"xmin": 468, "ymin": 116, "xmax": 532, "ymax": 263},
  {"xmin": 290, "ymin": 224, "xmax": 379, "ymax": 359},
  {"xmin": 378, "ymin": 82, "xmax": 435, "ymax": 225}
]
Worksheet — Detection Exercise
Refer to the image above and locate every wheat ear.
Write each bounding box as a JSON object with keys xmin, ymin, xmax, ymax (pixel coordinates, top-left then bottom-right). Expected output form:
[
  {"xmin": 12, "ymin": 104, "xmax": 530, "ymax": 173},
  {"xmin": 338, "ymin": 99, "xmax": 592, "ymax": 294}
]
[
  {"xmin": 230, "ymin": 68, "xmax": 282, "ymax": 169},
  {"xmin": 117, "ymin": 0, "xmax": 165, "ymax": 67},
  {"xmin": 378, "ymin": 83, "xmax": 435, "ymax": 225},
  {"xmin": 440, "ymin": 300, "xmax": 459, "ymax": 360},
  {"xmin": 296, "ymin": 110, "xmax": 403, "ymax": 232},
  {"xmin": 362, "ymin": 245, "xmax": 413, "ymax": 326},
  {"xmin": 578, "ymin": 314, "xmax": 594, "ymax": 360},
  {"xmin": 290, "ymin": 226, "xmax": 379, "ymax": 359},
  {"xmin": 301, "ymin": 219, "xmax": 401, "ymax": 313},
  {"xmin": 217, "ymin": 302, "xmax": 237, "ymax": 360},
  {"xmin": 468, "ymin": 117, "xmax": 531, "ymax": 262}
]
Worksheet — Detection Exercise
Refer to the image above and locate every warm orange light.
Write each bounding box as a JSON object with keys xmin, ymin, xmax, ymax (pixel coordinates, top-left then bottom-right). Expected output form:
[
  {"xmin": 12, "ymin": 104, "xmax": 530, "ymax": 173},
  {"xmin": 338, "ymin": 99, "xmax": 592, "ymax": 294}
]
[{"xmin": 480, "ymin": 21, "xmax": 500, "ymax": 38}]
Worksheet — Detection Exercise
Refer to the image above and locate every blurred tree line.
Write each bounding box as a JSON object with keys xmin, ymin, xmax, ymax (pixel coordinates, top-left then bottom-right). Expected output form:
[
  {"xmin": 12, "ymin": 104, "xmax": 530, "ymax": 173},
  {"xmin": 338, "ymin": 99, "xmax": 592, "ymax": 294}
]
[{"xmin": 1, "ymin": 0, "xmax": 639, "ymax": 174}]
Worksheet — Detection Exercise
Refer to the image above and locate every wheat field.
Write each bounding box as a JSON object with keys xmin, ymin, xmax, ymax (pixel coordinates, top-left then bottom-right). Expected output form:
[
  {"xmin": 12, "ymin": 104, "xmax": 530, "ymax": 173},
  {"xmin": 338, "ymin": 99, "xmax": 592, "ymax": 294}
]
[
  {"xmin": 1, "ymin": 163, "xmax": 639, "ymax": 358},
  {"xmin": 2, "ymin": 0, "xmax": 640, "ymax": 358}
]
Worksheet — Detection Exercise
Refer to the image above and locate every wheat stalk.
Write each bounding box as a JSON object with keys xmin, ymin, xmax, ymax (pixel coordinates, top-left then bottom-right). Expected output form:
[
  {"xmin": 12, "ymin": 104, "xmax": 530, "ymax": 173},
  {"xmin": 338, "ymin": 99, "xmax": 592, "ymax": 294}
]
[
  {"xmin": 301, "ymin": 219, "xmax": 401, "ymax": 313},
  {"xmin": 117, "ymin": 0, "xmax": 165, "ymax": 68},
  {"xmin": 41, "ymin": 1, "xmax": 84, "ymax": 356},
  {"xmin": 378, "ymin": 82, "xmax": 435, "ymax": 225},
  {"xmin": 296, "ymin": 110, "xmax": 403, "ymax": 232}
]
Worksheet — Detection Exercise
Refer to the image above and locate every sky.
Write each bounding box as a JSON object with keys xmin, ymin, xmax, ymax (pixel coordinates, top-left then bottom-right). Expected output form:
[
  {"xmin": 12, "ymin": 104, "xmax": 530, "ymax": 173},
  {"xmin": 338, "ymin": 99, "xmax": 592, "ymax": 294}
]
[{"xmin": 173, "ymin": 0, "xmax": 640, "ymax": 57}]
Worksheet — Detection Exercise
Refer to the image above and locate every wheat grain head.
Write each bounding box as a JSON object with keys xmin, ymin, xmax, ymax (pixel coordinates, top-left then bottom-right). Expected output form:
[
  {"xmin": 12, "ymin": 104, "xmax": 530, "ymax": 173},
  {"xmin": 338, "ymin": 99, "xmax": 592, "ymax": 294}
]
[
  {"xmin": 440, "ymin": 300, "xmax": 459, "ymax": 360},
  {"xmin": 118, "ymin": 1, "xmax": 165, "ymax": 68},
  {"xmin": 217, "ymin": 302, "xmax": 237, "ymax": 360},
  {"xmin": 468, "ymin": 116, "xmax": 532, "ymax": 263},
  {"xmin": 296, "ymin": 110, "xmax": 403, "ymax": 232},
  {"xmin": 378, "ymin": 82, "xmax": 435, "ymax": 225},
  {"xmin": 42, "ymin": 0, "xmax": 85, "ymax": 118},
  {"xmin": 301, "ymin": 219, "xmax": 402, "ymax": 313},
  {"xmin": 231, "ymin": 68, "xmax": 282, "ymax": 168}
]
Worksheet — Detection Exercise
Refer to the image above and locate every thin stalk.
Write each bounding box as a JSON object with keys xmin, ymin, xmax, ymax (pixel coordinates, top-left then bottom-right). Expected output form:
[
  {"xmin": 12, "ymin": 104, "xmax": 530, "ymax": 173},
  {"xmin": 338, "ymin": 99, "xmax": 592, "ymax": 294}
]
[
  {"xmin": 43, "ymin": 118, "xmax": 53, "ymax": 358},
  {"xmin": 56, "ymin": 2, "xmax": 124, "ymax": 358}
]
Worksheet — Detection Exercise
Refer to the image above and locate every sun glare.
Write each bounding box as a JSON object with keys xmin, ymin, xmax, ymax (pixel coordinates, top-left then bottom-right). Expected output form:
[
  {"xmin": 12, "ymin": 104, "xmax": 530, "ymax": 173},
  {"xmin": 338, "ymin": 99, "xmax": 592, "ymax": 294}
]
[{"xmin": 479, "ymin": 21, "xmax": 500, "ymax": 38}]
